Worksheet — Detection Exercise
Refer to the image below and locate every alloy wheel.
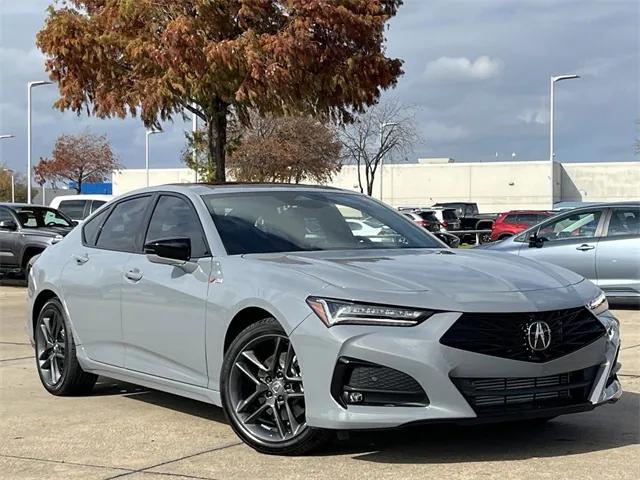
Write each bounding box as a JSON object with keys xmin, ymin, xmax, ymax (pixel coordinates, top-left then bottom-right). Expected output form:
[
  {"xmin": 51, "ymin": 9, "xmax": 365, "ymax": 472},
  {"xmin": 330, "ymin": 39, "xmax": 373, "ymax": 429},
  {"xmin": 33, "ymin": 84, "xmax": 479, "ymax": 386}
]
[
  {"xmin": 228, "ymin": 334, "xmax": 307, "ymax": 444},
  {"xmin": 36, "ymin": 309, "xmax": 66, "ymax": 386}
]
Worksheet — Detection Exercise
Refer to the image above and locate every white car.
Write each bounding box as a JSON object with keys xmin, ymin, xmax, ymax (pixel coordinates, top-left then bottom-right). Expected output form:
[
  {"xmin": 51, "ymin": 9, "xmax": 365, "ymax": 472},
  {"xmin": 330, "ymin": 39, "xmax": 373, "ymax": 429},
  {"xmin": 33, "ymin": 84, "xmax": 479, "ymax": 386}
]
[{"xmin": 49, "ymin": 194, "xmax": 113, "ymax": 223}]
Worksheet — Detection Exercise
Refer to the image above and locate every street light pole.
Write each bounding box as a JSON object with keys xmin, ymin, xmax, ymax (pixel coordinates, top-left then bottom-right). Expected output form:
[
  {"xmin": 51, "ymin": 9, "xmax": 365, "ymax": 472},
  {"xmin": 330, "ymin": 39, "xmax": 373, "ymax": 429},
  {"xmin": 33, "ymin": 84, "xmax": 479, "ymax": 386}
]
[
  {"xmin": 378, "ymin": 122, "xmax": 398, "ymax": 201},
  {"xmin": 192, "ymin": 103, "xmax": 198, "ymax": 183},
  {"xmin": 549, "ymin": 74, "xmax": 579, "ymax": 209},
  {"xmin": 27, "ymin": 80, "xmax": 52, "ymax": 204},
  {"xmin": 145, "ymin": 129, "xmax": 161, "ymax": 187}
]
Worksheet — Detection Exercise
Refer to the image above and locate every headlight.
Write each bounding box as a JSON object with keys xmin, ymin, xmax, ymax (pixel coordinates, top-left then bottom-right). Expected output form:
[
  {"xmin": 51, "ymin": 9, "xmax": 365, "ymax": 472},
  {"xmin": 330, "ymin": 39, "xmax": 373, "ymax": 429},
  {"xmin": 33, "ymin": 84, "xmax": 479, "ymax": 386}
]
[
  {"xmin": 587, "ymin": 291, "xmax": 609, "ymax": 315},
  {"xmin": 306, "ymin": 297, "xmax": 433, "ymax": 327}
]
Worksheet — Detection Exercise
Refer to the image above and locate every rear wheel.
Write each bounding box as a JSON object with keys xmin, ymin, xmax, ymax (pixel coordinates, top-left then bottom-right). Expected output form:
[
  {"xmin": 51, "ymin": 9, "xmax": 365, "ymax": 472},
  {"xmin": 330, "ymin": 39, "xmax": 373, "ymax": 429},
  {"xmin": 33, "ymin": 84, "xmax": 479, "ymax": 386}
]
[
  {"xmin": 35, "ymin": 298, "xmax": 97, "ymax": 395},
  {"xmin": 221, "ymin": 318, "xmax": 330, "ymax": 455}
]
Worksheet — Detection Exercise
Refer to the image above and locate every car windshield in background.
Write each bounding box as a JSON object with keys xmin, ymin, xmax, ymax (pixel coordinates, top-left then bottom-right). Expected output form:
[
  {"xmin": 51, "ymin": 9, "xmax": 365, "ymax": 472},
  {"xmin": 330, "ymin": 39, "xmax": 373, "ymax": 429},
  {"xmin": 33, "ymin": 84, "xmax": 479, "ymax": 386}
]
[
  {"xmin": 14, "ymin": 207, "xmax": 73, "ymax": 228},
  {"xmin": 202, "ymin": 191, "xmax": 441, "ymax": 255}
]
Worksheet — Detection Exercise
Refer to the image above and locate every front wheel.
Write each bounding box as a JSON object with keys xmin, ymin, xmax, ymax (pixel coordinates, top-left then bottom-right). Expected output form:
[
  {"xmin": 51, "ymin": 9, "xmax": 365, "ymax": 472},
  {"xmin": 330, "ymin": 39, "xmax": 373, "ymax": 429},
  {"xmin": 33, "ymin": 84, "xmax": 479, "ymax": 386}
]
[
  {"xmin": 220, "ymin": 318, "xmax": 330, "ymax": 455},
  {"xmin": 34, "ymin": 298, "xmax": 97, "ymax": 395}
]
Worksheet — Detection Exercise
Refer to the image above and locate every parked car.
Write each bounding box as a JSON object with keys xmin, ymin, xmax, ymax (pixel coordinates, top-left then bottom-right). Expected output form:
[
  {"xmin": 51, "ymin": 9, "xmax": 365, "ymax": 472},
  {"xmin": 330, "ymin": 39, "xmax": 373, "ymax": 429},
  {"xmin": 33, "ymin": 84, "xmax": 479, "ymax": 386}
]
[
  {"xmin": 432, "ymin": 202, "xmax": 498, "ymax": 243},
  {"xmin": 478, "ymin": 202, "xmax": 640, "ymax": 302},
  {"xmin": 49, "ymin": 194, "xmax": 113, "ymax": 222},
  {"xmin": 401, "ymin": 211, "xmax": 459, "ymax": 247},
  {"xmin": 0, "ymin": 203, "xmax": 75, "ymax": 277},
  {"xmin": 401, "ymin": 210, "xmax": 442, "ymax": 232},
  {"xmin": 490, "ymin": 210, "xmax": 554, "ymax": 241},
  {"xmin": 28, "ymin": 184, "xmax": 620, "ymax": 455},
  {"xmin": 399, "ymin": 207, "xmax": 461, "ymax": 231}
]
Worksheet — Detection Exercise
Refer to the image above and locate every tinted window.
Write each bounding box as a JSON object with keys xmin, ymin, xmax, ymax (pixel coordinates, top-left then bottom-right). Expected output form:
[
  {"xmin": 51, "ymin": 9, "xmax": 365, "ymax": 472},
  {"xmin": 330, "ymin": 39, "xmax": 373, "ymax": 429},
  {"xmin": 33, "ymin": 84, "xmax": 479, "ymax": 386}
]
[
  {"xmin": 515, "ymin": 213, "xmax": 545, "ymax": 225},
  {"xmin": 537, "ymin": 210, "xmax": 603, "ymax": 241},
  {"xmin": 14, "ymin": 207, "xmax": 72, "ymax": 228},
  {"xmin": 145, "ymin": 195, "xmax": 209, "ymax": 257},
  {"xmin": 90, "ymin": 200, "xmax": 107, "ymax": 214},
  {"xmin": 96, "ymin": 196, "xmax": 150, "ymax": 252},
  {"xmin": 82, "ymin": 207, "xmax": 111, "ymax": 246},
  {"xmin": 58, "ymin": 200, "xmax": 87, "ymax": 219},
  {"xmin": 504, "ymin": 214, "xmax": 518, "ymax": 224},
  {"xmin": 607, "ymin": 207, "xmax": 640, "ymax": 237},
  {"xmin": 418, "ymin": 212, "xmax": 439, "ymax": 223},
  {"xmin": 202, "ymin": 191, "xmax": 440, "ymax": 255},
  {"xmin": 442, "ymin": 209, "xmax": 457, "ymax": 220},
  {"xmin": 0, "ymin": 208, "xmax": 14, "ymax": 223}
]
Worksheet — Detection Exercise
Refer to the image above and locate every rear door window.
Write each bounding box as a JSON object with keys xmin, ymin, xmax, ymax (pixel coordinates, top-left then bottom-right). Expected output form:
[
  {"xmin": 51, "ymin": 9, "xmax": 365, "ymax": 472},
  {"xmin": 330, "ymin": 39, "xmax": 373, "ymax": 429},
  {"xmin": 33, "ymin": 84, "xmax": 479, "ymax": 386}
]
[
  {"xmin": 96, "ymin": 196, "xmax": 151, "ymax": 252},
  {"xmin": 58, "ymin": 200, "xmax": 87, "ymax": 219},
  {"xmin": 82, "ymin": 207, "xmax": 111, "ymax": 247},
  {"xmin": 90, "ymin": 200, "xmax": 107, "ymax": 214},
  {"xmin": 607, "ymin": 207, "xmax": 640, "ymax": 237}
]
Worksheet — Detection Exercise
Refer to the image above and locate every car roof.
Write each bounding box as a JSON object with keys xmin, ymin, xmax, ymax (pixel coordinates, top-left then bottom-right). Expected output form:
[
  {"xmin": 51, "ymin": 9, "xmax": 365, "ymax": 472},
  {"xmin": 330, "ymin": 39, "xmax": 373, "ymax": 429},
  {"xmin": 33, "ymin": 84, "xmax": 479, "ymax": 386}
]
[
  {"xmin": 118, "ymin": 183, "xmax": 352, "ymax": 198},
  {"xmin": 502, "ymin": 210, "xmax": 554, "ymax": 214},
  {"xmin": 0, "ymin": 203, "xmax": 56, "ymax": 209}
]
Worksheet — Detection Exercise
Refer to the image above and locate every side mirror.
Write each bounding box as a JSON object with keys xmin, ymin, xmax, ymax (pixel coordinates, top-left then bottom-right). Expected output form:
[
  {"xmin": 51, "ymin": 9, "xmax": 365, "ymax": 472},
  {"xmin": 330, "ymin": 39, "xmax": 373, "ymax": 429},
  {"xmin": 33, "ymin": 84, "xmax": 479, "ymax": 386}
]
[
  {"xmin": 0, "ymin": 220, "xmax": 18, "ymax": 231},
  {"xmin": 528, "ymin": 234, "xmax": 546, "ymax": 249},
  {"xmin": 144, "ymin": 238, "xmax": 195, "ymax": 272}
]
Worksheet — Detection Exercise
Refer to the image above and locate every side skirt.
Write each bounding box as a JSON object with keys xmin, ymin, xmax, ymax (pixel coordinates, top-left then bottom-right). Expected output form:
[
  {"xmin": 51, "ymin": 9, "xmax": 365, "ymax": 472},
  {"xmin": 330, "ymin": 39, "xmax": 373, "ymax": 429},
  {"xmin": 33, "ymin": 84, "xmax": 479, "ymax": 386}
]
[{"xmin": 79, "ymin": 355, "xmax": 222, "ymax": 407}]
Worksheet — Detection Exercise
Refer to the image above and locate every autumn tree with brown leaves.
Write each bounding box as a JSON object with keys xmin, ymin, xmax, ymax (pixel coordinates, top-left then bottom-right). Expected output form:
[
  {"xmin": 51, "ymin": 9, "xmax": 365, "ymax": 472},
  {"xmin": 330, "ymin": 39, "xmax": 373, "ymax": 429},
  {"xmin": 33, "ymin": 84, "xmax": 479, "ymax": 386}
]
[
  {"xmin": 37, "ymin": 0, "xmax": 404, "ymax": 182},
  {"xmin": 229, "ymin": 116, "xmax": 342, "ymax": 183},
  {"xmin": 34, "ymin": 132, "xmax": 119, "ymax": 193}
]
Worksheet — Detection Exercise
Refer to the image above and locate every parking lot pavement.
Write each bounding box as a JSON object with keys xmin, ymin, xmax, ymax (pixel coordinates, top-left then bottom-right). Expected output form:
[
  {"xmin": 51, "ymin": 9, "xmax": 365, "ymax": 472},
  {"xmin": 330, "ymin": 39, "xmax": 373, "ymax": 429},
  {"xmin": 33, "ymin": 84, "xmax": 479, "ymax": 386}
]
[{"xmin": 1, "ymin": 284, "xmax": 638, "ymax": 480}]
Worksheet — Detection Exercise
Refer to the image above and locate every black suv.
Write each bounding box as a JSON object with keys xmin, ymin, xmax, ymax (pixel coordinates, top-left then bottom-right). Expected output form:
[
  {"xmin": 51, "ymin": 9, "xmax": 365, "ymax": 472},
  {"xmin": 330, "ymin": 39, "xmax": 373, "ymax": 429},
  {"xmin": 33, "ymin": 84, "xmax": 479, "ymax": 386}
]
[{"xmin": 0, "ymin": 203, "xmax": 75, "ymax": 277}]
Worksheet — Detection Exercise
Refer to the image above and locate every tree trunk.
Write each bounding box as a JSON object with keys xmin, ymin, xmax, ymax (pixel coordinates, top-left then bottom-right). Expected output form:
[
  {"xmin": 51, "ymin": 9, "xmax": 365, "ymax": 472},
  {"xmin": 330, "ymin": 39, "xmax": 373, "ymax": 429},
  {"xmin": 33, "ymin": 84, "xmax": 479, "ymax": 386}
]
[{"xmin": 206, "ymin": 98, "xmax": 229, "ymax": 183}]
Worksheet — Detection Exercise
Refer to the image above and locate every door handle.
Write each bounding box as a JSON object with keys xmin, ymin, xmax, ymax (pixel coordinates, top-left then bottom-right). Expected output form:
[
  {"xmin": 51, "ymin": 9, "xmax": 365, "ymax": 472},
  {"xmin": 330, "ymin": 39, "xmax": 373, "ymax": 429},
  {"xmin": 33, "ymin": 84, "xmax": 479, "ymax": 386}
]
[
  {"xmin": 124, "ymin": 268, "xmax": 143, "ymax": 282},
  {"xmin": 73, "ymin": 254, "xmax": 89, "ymax": 265},
  {"xmin": 576, "ymin": 244, "xmax": 595, "ymax": 251}
]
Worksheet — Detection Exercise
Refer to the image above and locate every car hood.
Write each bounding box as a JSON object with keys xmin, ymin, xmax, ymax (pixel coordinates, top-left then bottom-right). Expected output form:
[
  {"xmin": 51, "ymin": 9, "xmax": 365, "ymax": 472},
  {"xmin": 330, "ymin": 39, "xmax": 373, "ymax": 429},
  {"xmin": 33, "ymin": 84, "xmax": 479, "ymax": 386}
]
[{"xmin": 247, "ymin": 248, "xmax": 584, "ymax": 294}]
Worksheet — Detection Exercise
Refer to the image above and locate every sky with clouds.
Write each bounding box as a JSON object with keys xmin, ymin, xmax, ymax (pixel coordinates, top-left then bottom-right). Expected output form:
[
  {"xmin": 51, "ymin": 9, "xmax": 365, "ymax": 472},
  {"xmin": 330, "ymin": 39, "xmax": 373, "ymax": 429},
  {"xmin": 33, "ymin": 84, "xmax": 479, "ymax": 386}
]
[{"xmin": 0, "ymin": 0, "xmax": 638, "ymax": 177}]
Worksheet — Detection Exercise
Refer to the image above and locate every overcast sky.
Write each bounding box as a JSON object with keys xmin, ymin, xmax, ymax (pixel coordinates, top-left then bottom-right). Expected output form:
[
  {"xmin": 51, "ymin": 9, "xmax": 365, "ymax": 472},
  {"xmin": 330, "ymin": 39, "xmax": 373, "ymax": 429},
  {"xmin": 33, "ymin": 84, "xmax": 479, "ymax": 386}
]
[{"xmin": 1, "ymin": 0, "xmax": 638, "ymax": 176}]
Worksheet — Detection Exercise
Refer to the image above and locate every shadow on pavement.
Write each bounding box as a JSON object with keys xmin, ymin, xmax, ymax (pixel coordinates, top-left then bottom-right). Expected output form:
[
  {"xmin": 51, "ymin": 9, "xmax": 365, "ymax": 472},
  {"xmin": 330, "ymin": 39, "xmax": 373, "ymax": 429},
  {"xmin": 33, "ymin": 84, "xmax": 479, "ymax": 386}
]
[
  {"xmin": 92, "ymin": 378, "xmax": 638, "ymax": 462},
  {"xmin": 337, "ymin": 391, "xmax": 639, "ymax": 463},
  {"xmin": 92, "ymin": 377, "xmax": 228, "ymax": 423}
]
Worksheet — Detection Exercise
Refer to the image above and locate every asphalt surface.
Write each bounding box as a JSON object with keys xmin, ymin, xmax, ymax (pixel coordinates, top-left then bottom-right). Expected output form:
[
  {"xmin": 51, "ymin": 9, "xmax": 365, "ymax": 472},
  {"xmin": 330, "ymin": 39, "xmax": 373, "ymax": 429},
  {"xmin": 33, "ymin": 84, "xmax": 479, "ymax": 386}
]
[{"xmin": 1, "ymin": 280, "xmax": 638, "ymax": 480}]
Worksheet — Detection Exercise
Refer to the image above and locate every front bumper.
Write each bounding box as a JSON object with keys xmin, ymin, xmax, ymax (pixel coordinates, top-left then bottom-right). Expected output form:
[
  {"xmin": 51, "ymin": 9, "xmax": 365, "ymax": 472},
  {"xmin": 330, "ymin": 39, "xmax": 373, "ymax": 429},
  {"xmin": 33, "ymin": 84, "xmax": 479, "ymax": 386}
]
[{"xmin": 290, "ymin": 310, "xmax": 621, "ymax": 430}]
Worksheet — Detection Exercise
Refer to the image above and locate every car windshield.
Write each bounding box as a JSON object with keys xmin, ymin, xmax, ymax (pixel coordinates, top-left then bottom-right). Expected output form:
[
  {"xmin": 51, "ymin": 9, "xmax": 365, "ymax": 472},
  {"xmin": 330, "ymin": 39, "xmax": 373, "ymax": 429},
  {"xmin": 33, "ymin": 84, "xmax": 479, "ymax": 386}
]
[
  {"xmin": 201, "ymin": 190, "xmax": 442, "ymax": 255},
  {"xmin": 14, "ymin": 207, "xmax": 73, "ymax": 228}
]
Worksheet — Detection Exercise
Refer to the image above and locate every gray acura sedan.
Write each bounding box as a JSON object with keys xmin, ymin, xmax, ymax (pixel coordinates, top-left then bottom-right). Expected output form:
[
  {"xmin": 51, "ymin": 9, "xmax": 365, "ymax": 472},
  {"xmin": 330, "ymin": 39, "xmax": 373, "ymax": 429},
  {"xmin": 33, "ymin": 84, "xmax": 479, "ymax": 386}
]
[{"xmin": 28, "ymin": 184, "xmax": 621, "ymax": 455}]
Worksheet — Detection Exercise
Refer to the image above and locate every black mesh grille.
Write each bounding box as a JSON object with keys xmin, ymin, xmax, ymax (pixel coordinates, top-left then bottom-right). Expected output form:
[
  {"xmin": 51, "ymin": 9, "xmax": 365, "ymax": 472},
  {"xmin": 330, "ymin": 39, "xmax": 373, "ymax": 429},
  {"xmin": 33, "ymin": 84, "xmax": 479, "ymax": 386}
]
[
  {"xmin": 347, "ymin": 365, "xmax": 423, "ymax": 393},
  {"xmin": 331, "ymin": 358, "xmax": 428, "ymax": 407},
  {"xmin": 452, "ymin": 366, "xmax": 598, "ymax": 416},
  {"xmin": 440, "ymin": 307, "xmax": 605, "ymax": 362}
]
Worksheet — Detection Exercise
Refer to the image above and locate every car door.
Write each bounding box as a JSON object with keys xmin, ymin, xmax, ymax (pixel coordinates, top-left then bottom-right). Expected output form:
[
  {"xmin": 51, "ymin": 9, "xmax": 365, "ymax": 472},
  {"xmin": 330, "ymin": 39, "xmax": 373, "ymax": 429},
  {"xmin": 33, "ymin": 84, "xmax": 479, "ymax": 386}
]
[
  {"xmin": 518, "ymin": 208, "xmax": 606, "ymax": 282},
  {"xmin": 61, "ymin": 195, "xmax": 153, "ymax": 367},
  {"xmin": 121, "ymin": 193, "xmax": 212, "ymax": 386},
  {"xmin": 0, "ymin": 207, "xmax": 19, "ymax": 269},
  {"xmin": 595, "ymin": 206, "xmax": 640, "ymax": 295}
]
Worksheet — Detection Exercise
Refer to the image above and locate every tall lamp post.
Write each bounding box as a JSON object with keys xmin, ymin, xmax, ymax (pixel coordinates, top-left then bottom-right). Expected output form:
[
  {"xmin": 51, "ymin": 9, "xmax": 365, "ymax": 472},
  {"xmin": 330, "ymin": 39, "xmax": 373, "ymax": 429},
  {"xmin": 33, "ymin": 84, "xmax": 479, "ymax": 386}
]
[
  {"xmin": 549, "ymin": 74, "xmax": 580, "ymax": 209},
  {"xmin": 378, "ymin": 122, "xmax": 398, "ymax": 201},
  {"xmin": 1, "ymin": 135, "xmax": 16, "ymax": 202},
  {"xmin": 192, "ymin": 103, "xmax": 198, "ymax": 183},
  {"xmin": 145, "ymin": 129, "xmax": 161, "ymax": 187},
  {"xmin": 27, "ymin": 80, "xmax": 52, "ymax": 204}
]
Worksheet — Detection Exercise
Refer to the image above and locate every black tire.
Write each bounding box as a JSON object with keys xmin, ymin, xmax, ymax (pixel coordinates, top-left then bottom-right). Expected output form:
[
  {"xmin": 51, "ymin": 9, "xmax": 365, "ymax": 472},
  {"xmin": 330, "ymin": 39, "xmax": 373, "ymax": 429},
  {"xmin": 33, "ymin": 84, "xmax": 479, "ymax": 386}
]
[
  {"xmin": 220, "ymin": 317, "xmax": 331, "ymax": 455},
  {"xmin": 34, "ymin": 298, "xmax": 97, "ymax": 396},
  {"xmin": 498, "ymin": 234, "xmax": 513, "ymax": 240}
]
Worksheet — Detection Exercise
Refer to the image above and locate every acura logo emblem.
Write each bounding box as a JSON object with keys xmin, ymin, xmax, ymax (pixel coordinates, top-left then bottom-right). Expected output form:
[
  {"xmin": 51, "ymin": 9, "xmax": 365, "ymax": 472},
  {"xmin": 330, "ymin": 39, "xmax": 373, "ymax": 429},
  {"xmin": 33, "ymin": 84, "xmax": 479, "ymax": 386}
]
[{"xmin": 527, "ymin": 321, "xmax": 551, "ymax": 351}]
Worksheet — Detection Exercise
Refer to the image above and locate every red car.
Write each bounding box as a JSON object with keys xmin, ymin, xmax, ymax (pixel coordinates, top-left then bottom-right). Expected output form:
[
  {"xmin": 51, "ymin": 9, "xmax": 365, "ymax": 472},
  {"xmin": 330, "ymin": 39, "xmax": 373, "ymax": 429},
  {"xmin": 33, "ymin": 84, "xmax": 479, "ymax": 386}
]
[{"xmin": 490, "ymin": 210, "xmax": 554, "ymax": 241}]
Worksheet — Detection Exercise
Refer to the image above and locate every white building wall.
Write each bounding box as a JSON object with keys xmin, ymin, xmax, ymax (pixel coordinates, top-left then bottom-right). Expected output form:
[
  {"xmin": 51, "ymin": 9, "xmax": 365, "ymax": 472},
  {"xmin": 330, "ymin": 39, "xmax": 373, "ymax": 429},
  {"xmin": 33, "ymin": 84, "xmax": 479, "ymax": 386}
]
[{"xmin": 112, "ymin": 161, "xmax": 640, "ymax": 212}]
